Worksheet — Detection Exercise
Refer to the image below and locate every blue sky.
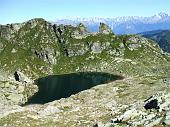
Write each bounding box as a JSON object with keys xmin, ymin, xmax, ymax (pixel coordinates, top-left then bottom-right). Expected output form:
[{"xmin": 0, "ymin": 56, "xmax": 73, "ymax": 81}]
[{"xmin": 0, "ymin": 0, "xmax": 170, "ymax": 24}]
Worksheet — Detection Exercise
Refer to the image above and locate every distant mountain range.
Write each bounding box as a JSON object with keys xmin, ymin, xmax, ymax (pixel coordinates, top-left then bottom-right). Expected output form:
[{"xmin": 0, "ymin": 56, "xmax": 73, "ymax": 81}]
[
  {"xmin": 54, "ymin": 12, "xmax": 170, "ymax": 34},
  {"xmin": 140, "ymin": 30, "xmax": 170, "ymax": 53}
]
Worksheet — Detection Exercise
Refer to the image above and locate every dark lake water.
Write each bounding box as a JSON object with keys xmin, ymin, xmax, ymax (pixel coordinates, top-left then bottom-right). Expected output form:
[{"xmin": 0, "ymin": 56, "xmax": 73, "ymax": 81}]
[{"xmin": 24, "ymin": 72, "xmax": 123, "ymax": 104}]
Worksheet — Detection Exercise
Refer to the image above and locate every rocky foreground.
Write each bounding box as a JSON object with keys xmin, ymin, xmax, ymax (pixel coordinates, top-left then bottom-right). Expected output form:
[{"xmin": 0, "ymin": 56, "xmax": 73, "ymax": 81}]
[
  {"xmin": 0, "ymin": 76, "xmax": 170, "ymax": 127},
  {"xmin": 0, "ymin": 18, "xmax": 170, "ymax": 126}
]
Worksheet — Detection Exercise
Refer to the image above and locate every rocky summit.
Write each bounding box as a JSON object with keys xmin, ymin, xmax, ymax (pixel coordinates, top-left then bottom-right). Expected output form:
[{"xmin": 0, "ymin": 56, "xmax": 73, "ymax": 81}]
[{"xmin": 0, "ymin": 18, "xmax": 170, "ymax": 127}]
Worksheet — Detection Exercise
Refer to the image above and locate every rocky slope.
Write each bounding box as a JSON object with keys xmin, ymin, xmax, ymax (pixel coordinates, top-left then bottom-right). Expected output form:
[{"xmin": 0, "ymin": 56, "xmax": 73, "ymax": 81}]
[
  {"xmin": 140, "ymin": 30, "xmax": 170, "ymax": 53},
  {"xmin": 0, "ymin": 18, "xmax": 170, "ymax": 127},
  {"xmin": 0, "ymin": 18, "xmax": 169, "ymax": 78}
]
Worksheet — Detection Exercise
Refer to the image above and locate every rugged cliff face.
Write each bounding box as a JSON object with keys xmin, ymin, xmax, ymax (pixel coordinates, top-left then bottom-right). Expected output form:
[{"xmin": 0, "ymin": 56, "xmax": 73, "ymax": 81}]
[
  {"xmin": 0, "ymin": 19, "xmax": 170, "ymax": 127},
  {"xmin": 0, "ymin": 18, "xmax": 169, "ymax": 78}
]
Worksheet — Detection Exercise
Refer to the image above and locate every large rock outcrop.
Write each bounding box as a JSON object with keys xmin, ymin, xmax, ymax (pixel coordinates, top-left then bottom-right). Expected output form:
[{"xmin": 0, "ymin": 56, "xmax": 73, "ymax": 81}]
[{"xmin": 99, "ymin": 22, "xmax": 113, "ymax": 34}]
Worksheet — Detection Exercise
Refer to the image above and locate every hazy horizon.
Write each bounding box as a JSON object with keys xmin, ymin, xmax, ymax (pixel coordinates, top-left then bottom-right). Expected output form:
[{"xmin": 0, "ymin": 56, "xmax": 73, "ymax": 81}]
[{"xmin": 1, "ymin": 0, "xmax": 170, "ymax": 24}]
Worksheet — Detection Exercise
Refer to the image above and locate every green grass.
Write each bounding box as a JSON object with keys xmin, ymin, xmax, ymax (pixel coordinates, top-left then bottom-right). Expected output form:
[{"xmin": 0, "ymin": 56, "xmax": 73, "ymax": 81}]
[{"xmin": 0, "ymin": 19, "xmax": 169, "ymax": 79}]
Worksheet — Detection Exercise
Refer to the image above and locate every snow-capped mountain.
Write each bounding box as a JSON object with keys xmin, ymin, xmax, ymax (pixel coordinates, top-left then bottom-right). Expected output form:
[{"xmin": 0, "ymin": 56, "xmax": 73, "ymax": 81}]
[{"xmin": 54, "ymin": 12, "xmax": 170, "ymax": 34}]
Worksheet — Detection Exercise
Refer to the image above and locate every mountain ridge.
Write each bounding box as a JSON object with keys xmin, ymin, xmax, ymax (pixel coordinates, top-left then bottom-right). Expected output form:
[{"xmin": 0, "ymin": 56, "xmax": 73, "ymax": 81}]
[
  {"xmin": 54, "ymin": 12, "xmax": 170, "ymax": 34},
  {"xmin": 0, "ymin": 18, "xmax": 170, "ymax": 127},
  {"xmin": 140, "ymin": 29, "xmax": 170, "ymax": 53},
  {"xmin": 0, "ymin": 18, "xmax": 169, "ymax": 79}
]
